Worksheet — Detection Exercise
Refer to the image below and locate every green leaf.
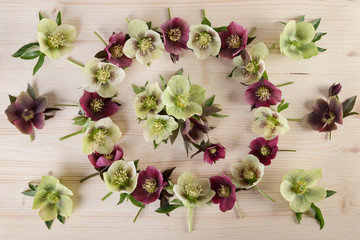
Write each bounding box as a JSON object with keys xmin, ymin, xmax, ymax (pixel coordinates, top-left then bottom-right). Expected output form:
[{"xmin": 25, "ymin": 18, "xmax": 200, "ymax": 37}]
[
  {"xmin": 155, "ymin": 204, "xmax": 180, "ymax": 214},
  {"xmin": 128, "ymin": 195, "xmax": 144, "ymax": 208},
  {"xmin": 175, "ymin": 68, "xmax": 184, "ymax": 76},
  {"xmin": 134, "ymin": 159, "xmax": 139, "ymax": 170},
  {"xmin": 94, "ymin": 50, "xmax": 107, "ymax": 59},
  {"xmin": 56, "ymin": 11, "xmax": 62, "ymax": 26},
  {"xmin": 170, "ymin": 199, "xmax": 184, "ymax": 206},
  {"xmin": 309, "ymin": 203, "xmax": 325, "ymax": 230},
  {"xmin": 299, "ymin": 15, "xmax": 305, "ymax": 22},
  {"xmin": 342, "ymin": 96, "xmax": 357, "ymax": 118},
  {"xmin": 262, "ymin": 70, "xmax": 269, "ymax": 80},
  {"xmin": 159, "ymin": 74, "xmax": 166, "ymax": 90},
  {"xmin": 26, "ymin": 83, "xmax": 37, "ymax": 100},
  {"xmin": 39, "ymin": 11, "xmax": 45, "ymax": 21},
  {"xmin": 247, "ymin": 36, "xmax": 256, "ymax": 45},
  {"xmin": 28, "ymin": 183, "xmax": 37, "ymax": 191},
  {"xmin": 72, "ymin": 116, "xmax": 88, "ymax": 126},
  {"xmin": 228, "ymin": 67, "xmax": 236, "ymax": 77},
  {"xmin": 169, "ymin": 127, "xmax": 179, "ymax": 145},
  {"xmin": 12, "ymin": 42, "xmax": 39, "ymax": 58},
  {"xmin": 211, "ymin": 113, "xmax": 228, "ymax": 118},
  {"xmin": 312, "ymin": 32, "xmax": 327, "ymax": 43},
  {"xmin": 201, "ymin": 17, "xmax": 211, "ymax": 27},
  {"xmin": 9, "ymin": 95, "xmax": 17, "ymax": 103},
  {"xmin": 45, "ymin": 220, "xmax": 53, "ymax": 230},
  {"xmin": 21, "ymin": 190, "xmax": 37, "ymax": 197},
  {"xmin": 20, "ymin": 50, "xmax": 41, "ymax": 60},
  {"xmin": 310, "ymin": 18, "xmax": 321, "ymax": 30},
  {"xmin": 317, "ymin": 47, "xmax": 327, "ymax": 52},
  {"xmin": 153, "ymin": 140, "xmax": 160, "ymax": 149},
  {"xmin": 162, "ymin": 167, "xmax": 176, "ymax": 181},
  {"xmin": 33, "ymin": 53, "xmax": 45, "ymax": 75},
  {"xmin": 279, "ymin": 21, "xmax": 287, "ymax": 25},
  {"xmin": 146, "ymin": 21, "xmax": 152, "ymax": 29},
  {"xmin": 57, "ymin": 214, "xmax": 65, "ymax": 224},
  {"xmin": 277, "ymin": 100, "xmax": 289, "ymax": 113},
  {"xmin": 117, "ymin": 193, "xmax": 128, "ymax": 205},
  {"xmin": 326, "ymin": 190, "xmax": 336, "ymax": 198},
  {"xmin": 131, "ymin": 84, "xmax": 143, "ymax": 94},
  {"xmin": 295, "ymin": 212, "xmax": 303, "ymax": 224},
  {"xmin": 203, "ymin": 95, "xmax": 215, "ymax": 106},
  {"xmin": 344, "ymin": 112, "xmax": 359, "ymax": 117},
  {"xmin": 213, "ymin": 26, "xmax": 228, "ymax": 32}
]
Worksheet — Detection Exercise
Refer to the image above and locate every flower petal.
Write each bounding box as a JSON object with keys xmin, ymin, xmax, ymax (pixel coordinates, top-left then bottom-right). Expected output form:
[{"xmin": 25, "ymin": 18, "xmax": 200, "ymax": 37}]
[
  {"xmin": 123, "ymin": 38, "xmax": 138, "ymax": 59},
  {"xmin": 299, "ymin": 42, "xmax": 318, "ymax": 59},
  {"xmin": 38, "ymin": 18, "xmax": 58, "ymax": 35},
  {"xmin": 289, "ymin": 194, "xmax": 311, "ymax": 213},
  {"xmin": 57, "ymin": 195, "xmax": 73, "ymax": 218},
  {"xmin": 39, "ymin": 203, "xmax": 58, "ymax": 221},
  {"xmin": 295, "ymin": 22, "xmax": 315, "ymax": 43},
  {"xmin": 55, "ymin": 24, "xmax": 76, "ymax": 43},
  {"xmin": 189, "ymin": 84, "xmax": 206, "ymax": 105},
  {"xmin": 282, "ymin": 20, "xmax": 297, "ymax": 40},
  {"xmin": 32, "ymin": 190, "xmax": 49, "ymax": 209},
  {"xmin": 37, "ymin": 176, "xmax": 59, "ymax": 192},
  {"xmin": 280, "ymin": 180, "xmax": 296, "ymax": 202},
  {"xmin": 128, "ymin": 20, "xmax": 149, "ymax": 39},
  {"xmin": 250, "ymin": 42, "xmax": 269, "ymax": 61},
  {"xmin": 300, "ymin": 168, "xmax": 322, "ymax": 187},
  {"xmin": 55, "ymin": 183, "xmax": 73, "ymax": 196},
  {"xmin": 305, "ymin": 186, "xmax": 326, "ymax": 203}
]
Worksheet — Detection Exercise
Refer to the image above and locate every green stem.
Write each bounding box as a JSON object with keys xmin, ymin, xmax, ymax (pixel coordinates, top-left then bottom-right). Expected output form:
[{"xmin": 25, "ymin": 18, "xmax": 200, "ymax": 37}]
[
  {"xmin": 53, "ymin": 104, "xmax": 78, "ymax": 107},
  {"xmin": 101, "ymin": 192, "xmax": 113, "ymax": 201},
  {"xmin": 188, "ymin": 208, "xmax": 193, "ymax": 233},
  {"xmin": 125, "ymin": 17, "xmax": 130, "ymax": 23},
  {"xmin": 234, "ymin": 201, "xmax": 244, "ymax": 219},
  {"xmin": 269, "ymin": 43, "xmax": 276, "ymax": 54},
  {"xmin": 202, "ymin": 9, "xmax": 206, "ymax": 18},
  {"xmin": 80, "ymin": 172, "xmax": 100, "ymax": 183},
  {"xmin": 167, "ymin": 8, "xmax": 172, "ymax": 19},
  {"xmin": 94, "ymin": 31, "xmax": 107, "ymax": 47},
  {"xmin": 133, "ymin": 205, "xmax": 144, "ymax": 223},
  {"xmin": 329, "ymin": 131, "xmax": 332, "ymax": 140},
  {"xmin": 276, "ymin": 81, "xmax": 294, "ymax": 87},
  {"xmin": 30, "ymin": 133, "xmax": 35, "ymax": 142},
  {"xmin": 254, "ymin": 185, "xmax": 276, "ymax": 202},
  {"xmin": 278, "ymin": 149, "xmax": 297, "ymax": 152},
  {"xmin": 67, "ymin": 57, "xmax": 84, "ymax": 68},
  {"xmin": 287, "ymin": 118, "xmax": 302, "ymax": 122},
  {"xmin": 59, "ymin": 130, "xmax": 82, "ymax": 141}
]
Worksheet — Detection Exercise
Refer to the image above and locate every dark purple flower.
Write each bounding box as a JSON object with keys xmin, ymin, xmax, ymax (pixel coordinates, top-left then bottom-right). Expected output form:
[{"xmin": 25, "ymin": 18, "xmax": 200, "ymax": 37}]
[
  {"xmin": 219, "ymin": 21, "xmax": 248, "ymax": 60},
  {"xmin": 5, "ymin": 91, "xmax": 46, "ymax": 135},
  {"xmin": 307, "ymin": 97, "xmax": 343, "ymax": 132},
  {"xmin": 209, "ymin": 174, "xmax": 237, "ymax": 212},
  {"xmin": 104, "ymin": 32, "xmax": 132, "ymax": 68},
  {"xmin": 182, "ymin": 117, "xmax": 210, "ymax": 143},
  {"xmin": 79, "ymin": 91, "xmax": 119, "ymax": 121},
  {"xmin": 249, "ymin": 137, "xmax": 278, "ymax": 166},
  {"xmin": 329, "ymin": 83, "xmax": 342, "ymax": 97},
  {"xmin": 161, "ymin": 17, "xmax": 190, "ymax": 55},
  {"xmin": 132, "ymin": 166, "xmax": 167, "ymax": 204},
  {"xmin": 88, "ymin": 145, "xmax": 123, "ymax": 168},
  {"xmin": 244, "ymin": 78, "xmax": 282, "ymax": 108},
  {"xmin": 204, "ymin": 144, "xmax": 226, "ymax": 164}
]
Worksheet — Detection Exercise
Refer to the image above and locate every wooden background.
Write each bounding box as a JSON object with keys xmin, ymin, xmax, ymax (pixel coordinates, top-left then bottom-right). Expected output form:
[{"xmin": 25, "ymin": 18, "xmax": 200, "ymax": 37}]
[{"xmin": 0, "ymin": 0, "xmax": 359, "ymax": 239}]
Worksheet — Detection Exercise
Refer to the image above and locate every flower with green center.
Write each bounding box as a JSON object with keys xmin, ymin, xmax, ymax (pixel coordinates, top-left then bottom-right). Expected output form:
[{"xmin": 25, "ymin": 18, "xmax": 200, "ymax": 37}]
[
  {"xmin": 133, "ymin": 82, "xmax": 164, "ymax": 119},
  {"xmin": 280, "ymin": 20, "xmax": 318, "ymax": 60},
  {"xmin": 37, "ymin": 18, "xmax": 76, "ymax": 60},
  {"xmin": 103, "ymin": 160, "xmax": 138, "ymax": 193},
  {"xmin": 83, "ymin": 59, "xmax": 126, "ymax": 98},
  {"xmin": 162, "ymin": 75, "xmax": 205, "ymax": 120},
  {"xmin": 230, "ymin": 154, "xmax": 264, "ymax": 189},
  {"xmin": 32, "ymin": 176, "xmax": 73, "ymax": 221},
  {"xmin": 143, "ymin": 115, "xmax": 178, "ymax": 144},
  {"xmin": 83, "ymin": 117, "xmax": 122, "ymax": 154},
  {"xmin": 280, "ymin": 168, "xmax": 326, "ymax": 213}
]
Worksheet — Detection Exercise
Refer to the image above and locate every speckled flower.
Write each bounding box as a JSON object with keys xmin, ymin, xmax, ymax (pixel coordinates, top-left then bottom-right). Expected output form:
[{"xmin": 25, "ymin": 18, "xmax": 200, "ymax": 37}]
[
  {"xmin": 280, "ymin": 168, "xmax": 326, "ymax": 213},
  {"xmin": 123, "ymin": 20, "xmax": 165, "ymax": 65},
  {"xmin": 187, "ymin": 24, "xmax": 221, "ymax": 60},
  {"xmin": 103, "ymin": 160, "xmax": 138, "ymax": 194},
  {"xmin": 203, "ymin": 144, "xmax": 226, "ymax": 165},
  {"xmin": 162, "ymin": 75, "xmax": 205, "ymax": 120},
  {"xmin": 133, "ymin": 82, "xmax": 164, "ymax": 119},
  {"xmin": 209, "ymin": 174, "xmax": 237, "ymax": 212},
  {"xmin": 219, "ymin": 21, "xmax": 248, "ymax": 59},
  {"xmin": 249, "ymin": 137, "xmax": 278, "ymax": 166},
  {"xmin": 143, "ymin": 115, "xmax": 178, "ymax": 144},
  {"xmin": 88, "ymin": 145, "xmax": 123, "ymax": 169},
  {"xmin": 181, "ymin": 117, "xmax": 210, "ymax": 143},
  {"xmin": 244, "ymin": 78, "xmax": 282, "ymax": 108},
  {"xmin": 230, "ymin": 154, "xmax": 264, "ymax": 189},
  {"xmin": 104, "ymin": 32, "xmax": 132, "ymax": 68},
  {"xmin": 161, "ymin": 17, "xmax": 190, "ymax": 55}
]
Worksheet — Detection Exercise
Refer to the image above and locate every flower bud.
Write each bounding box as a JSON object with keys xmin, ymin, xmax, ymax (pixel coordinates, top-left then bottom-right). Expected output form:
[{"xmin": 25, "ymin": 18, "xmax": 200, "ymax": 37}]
[{"xmin": 328, "ymin": 83, "xmax": 342, "ymax": 97}]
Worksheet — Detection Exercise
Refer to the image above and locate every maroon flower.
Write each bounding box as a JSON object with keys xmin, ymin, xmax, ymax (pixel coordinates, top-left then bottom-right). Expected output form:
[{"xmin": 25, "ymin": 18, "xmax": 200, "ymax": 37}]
[
  {"xmin": 5, "ymin": 91, "xmax": 46, "ymax": 135},
  {"xmin": 79, "ymin": 91, "xmax": 119, "ymax": 121},
  {"xmin": 161, "ymin": 17, "xmax": 190, "ymax": 55},
  {"xmin": 88, "ymin": 145, "xmax": 123, "ymax": 168},
  {"xmin": 307, "ymin": 97, "xmax": 343, "ymax": 132},
  {"xmin": 209, "ymin": 174, "xmax": 237, "ymax": 212},
  {"xmin": 132, "ymin": 166, "xmax": 167, "ymax": 204},
  {"xmin": 204, "ymin": 144, "xmax": 226, "ymax": 164},
  {"xmin": 244, "ymin": 78, "xmax": 282, "ymax": 108},
  {"xmin": 104, "ymin": 32, "xmax": 132, "ymax": 68},
  {"xmin": 182, "ymin": 117, "xmax": 210, "ymax": 143},
  {"xmin": 219, "ymin": 21, "xmax": 248, "ymax": 60},
  {"xmin": 249, "ymin": 137, "xmax": 278, "ymax": 166},
  {"xmin": 328, "ymin": 83, "xmax": 342, "ymax": 97}
]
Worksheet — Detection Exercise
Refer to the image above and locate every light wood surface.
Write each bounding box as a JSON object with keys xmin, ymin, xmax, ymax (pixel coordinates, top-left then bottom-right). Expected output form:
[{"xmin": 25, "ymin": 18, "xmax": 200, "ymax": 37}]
[{"xmin": 1, "ymin": 0, "xmax": 360, "ymax": 239}]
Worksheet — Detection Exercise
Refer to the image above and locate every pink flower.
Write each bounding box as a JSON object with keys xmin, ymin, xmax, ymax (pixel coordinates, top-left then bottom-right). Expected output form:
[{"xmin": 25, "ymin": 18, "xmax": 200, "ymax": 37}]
[
  {"xmin": 161, "ymin": 17, "xmax": 190, "ymax": 56},
  {"xmin": 204, "ymin": 144, "xmax": 226, "ymax": 164},
  {"xmin": 181, "ymin": 117, "xmax": 210, "ymax": 143},
  {"xmin": 219, "ymin": 21, "xmax": 248, "ymax": 60},
  {"xmin": 244, "ymin": 78, "xmax": 282, "ymax": 108},
  {"xmin": 249, "ymin": 137, "xmax": 278, "ymax": 166},
  {"xmin": 88, "ymin": 145, "xmax": 123, "ymax": 168},
  {"xmin": 104, "ymin": 32, "xmax": 132, "ymax": 68},
  {"xmin": 209, "ymin": 174, "xmax": 237, "ymax": 212}
]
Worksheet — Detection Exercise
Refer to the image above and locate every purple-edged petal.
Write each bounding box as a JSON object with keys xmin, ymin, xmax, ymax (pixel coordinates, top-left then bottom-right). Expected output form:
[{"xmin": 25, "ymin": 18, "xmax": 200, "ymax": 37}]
[
  {"xmin": 227, "ymin": 21, "xmax": 245, "ymax": 36},
  {"xmin": 32, "ymin": 113, "xmax": 45, "ymax": 129},
  {"xmin": 329, "ymin": 97, "xmax": 343, "ymax": 124},
  {"xmin": 307, "ymin": 112, "xmax": 326, "ymax": 131},
  {"xmin": 219, "ymin": 31, "xmax": 231, "ymax": 48},
  {"xmin": 313, "ymin": 98, "xmax": 329, "ymax": 116},
  {"xmin": 33, "ymin": 96, "xmax": 47, "ymax": 114},
  {"xmin": 5, "ymin": 103, "xmax": 21, "ymax": 123},
  {"xmin": 14, "ymin": 92, "xmax": 33, "ymax": 111},
  {"xmin": 13, "ymin": 118, "xmax": 33, "ymax": 134},
  {"xmin": 96, "ymin": 156, "xmax": 114, "ymax": 167},
  {"xmin": 219, "ymin": 195, "xmax": 236, "ymax": 212}
]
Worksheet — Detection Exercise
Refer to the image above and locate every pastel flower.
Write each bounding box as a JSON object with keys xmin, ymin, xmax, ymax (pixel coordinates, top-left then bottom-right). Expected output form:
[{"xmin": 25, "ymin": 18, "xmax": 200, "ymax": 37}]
[
  {"xmin": 219, "ymin": 21, "xmax": 248, "ymax": 60},
  {"xmin": 232, "ymin": 42, "xmax": 269, "ymax": 85},
  {"xmin": 132, "ymin": 166, "xmax": 167, "ymax": 204},
  {"xmin": 83, "ymin": 59, "xmax": 126, "ymax": 98},
  {"xmin": 252, "ymin": 107, "xmax": 290, "ymax": 140},
  {"xmin": 307, "ymin": 97, "xmax": 343, "ymax": 132},
  {"xmin": 161, "ymin": 17, "xmax": 190, "ymax": 55},
  {"xmin": 230, "ymin": 154, "xmax": 264, "ymax": 189},
  {"xmin": 162, "ymin": 75, "xmax": 205, "ymax": 120},
  {"xmin": 279, "ymin": 20, "xmax": 318, "ymax": 60},
  {"xmin": 103, "ymin": 160, "xmax": 138, "ymax": 194},
  {"xmin": 104, "ymin": 32, "xmax": 133, "ymax": 68},
  {"xmin": 88, "ymin": 145, "xmax": 123, "ymax": 169},
  {"xmin": 83, "ymin": 117, "xmax": 122, "ymax": 154},
  {"xmin": 181, "ymin": 117, "xmax": 210, "ymax": 143},
  {"xmin": 37, "ymin": 18, "xmax": 76, "ymax": 60},
  {"xmin": 123, "ymin": 20, "xmax": 165, "ymax": 65},
  {"xmin": 133, "ymin": 82, "xmax": 164, "ymax": 119},
  {"xmin": 203, "ymin": 144, "xmax": 226, "ymax": 165},
  {"xmin": 143, "ymin": 115, "xmax": 178, "ymax": 144},
  {"xmin": 249, "ymin": 137, "xmax": 278, "ymax": 166},
  {"xmin": 328, "ymin": 83, "xmax": 342, "ymax": 97},
  {"xmin": 187, "ymin": 24, "xmax": 221, "ymax": 60},
  {"xmin": 244, "ymin": 78, "xmax": 282, "ymax": 108},
  {"xmin": 32, "ymin": 176, "xmax": 73, "ymax": 221},
  {"xmin": 173, "ymin": 172, "xmax": 215, "ymax": 208},
  {"xmin": 280, "ymin": 168, "xmax": 326, "ymax": 213},
  {"xmin": 79, "ymin": 91, "xmax": 119, "ymax": 121},
  {"xmin": 209, "ymin": 174, "xmax": 237, "ymax": 212}
]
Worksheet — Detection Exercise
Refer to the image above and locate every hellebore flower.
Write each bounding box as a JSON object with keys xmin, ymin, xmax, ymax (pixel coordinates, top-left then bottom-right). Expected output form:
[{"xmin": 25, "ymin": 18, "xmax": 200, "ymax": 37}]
[
  {"xmin": 209, "ymin": 174, "xmax": 237, "ymax": 212},
  {"xmin": 132, "ymin": 166, "xmax": 167, "ymax": 204},
  {"xmin": 37, "ymin": 18, "xmax": 76, "ymax": 60},
  {"xmin": 249, "ymin": 137, "xmax": 278, "ymax": 166},
  {"xmin": 279, "ymin": 20, "xmax": 318, "ymax": 60},
  {"xmin": 307, "ymin": 96, "xmax": 343, "ymax": 132},
  {"xmin": 133, "ymin": 82, "xmax": 164, "ymax": 119},
  {"xmin": 328, "ymin": 83, "xmax": 342, "ymax": 97},
  {"xmin": 5, "ymin": 91, "xmax": 46, "ymax": 135},
  {"xmin": 244, "ymin": 78, "xmax": 282, "ymax": 108},
  {"xmin": 143, "ymin": 115, "xmax": 178, "ymax": 144},
  {"xmin": 88, "ymin": 145, "xmax": 123, "ymax": 168},
  {"xmin": 79, "ymin": 91, "xmax": 119, "ymax": 121},
  {"xmin": 123, "ymin": 20, "xmax": 165, "ymax": 65},
  {"xmin": 232, "ymin": 42, "xmax": 269, "ymax": 85},
  {"xmin": 280, "ymin": 168, "xmax": 326, "ymax": 213},
  {"xmin": 230, "ymin": 154, "xmax": 264, "ymax": 189},
  {"xmin": 32, "ymin": 176, "xmax": 73, "ymax": 221},
  {"xmin": 181, "ymin": 117, "xmax": 210, "ymax": 143},
  {"xmin": 162, "ymin": 75, "xmax": 205, "ymax": 120},
  {"xmin": 187, "ymin": 24, "xmax": 221, "ymax": 60},
  {"xmin": 104, "ymin": 32, "xmax": 132, "ymax": 68},
  {"xmin": 83, "ymin": 117, "xmax": 122, "ymax": 154},
  {"xmin": 252, "ymin": 107, "xmax": 290, "ymax": 140},
  {"xmin": 219, "ymin": 21, "xmax": 248, "ymax": 60},
  {"xmin": 103, "ymin": 160, "xmax": 138, "ymax": 194},
  {"xmin": 161, "ymin": 17, "xmax": 190, "ymax": 55},
  {"xmin": 203, "ymin": 144, "xmax": 226, "ymax": 164}
]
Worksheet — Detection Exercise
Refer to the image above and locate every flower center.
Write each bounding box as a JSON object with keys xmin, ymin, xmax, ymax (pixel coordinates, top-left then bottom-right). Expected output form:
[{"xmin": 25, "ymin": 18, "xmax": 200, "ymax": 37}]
[
  {"xmin": 260, "ymin": 145, "xmax": 271, "ymax": 156},
  {"xmin": 142, "ymin": 95, "xmax": 158, "ymax": 110},
  {"xmin": 47, "ymin": 192, "xmax": 60, "ymax": 204},
  {"xmin": 255, "ymin": 86, "xmax": 271, "ymax": 102},
  {"xmin": 152, "ymin": 119, "xmax": 166, "ymax": 133},
  {"xmin": 110, "ymin": 44, "xmax": 124, "ymax": 58},
  {"xmin": 142, "ymin": 178, "xmax": 157, "ymax": 193},
  {"xmin": 290, "ymin": 40, "xmax": 302, "ymax": 48},
  {"xmin": 245, "ymin": 61, "xmax": 259, "ymax": 74},
  {"xmin": 322, "ymin": 112, "xmax": 335, "ymax": 124},
  {"xmin": 196, "ymin": 32, "xmax": 212, "ymax": 49},
  {"xmin": 90, "ymin": 98, "xmax": 105, "ymax": 112},
  {"xmin": 184, "ymin": 183, "xmax": 203, "ymax": 201},
  {"xmin": 266, "ymin": 116, "xmax": 279, "ymax": 130},
  {"xmin": 167, "ymin": 28, "xmax": 182, "ymax": 42},
  {"xmin": 103, "ymin": 153, "xmax": 114, "ymax": 160},
  {"xmin": 22, "ymin": 109, "xmax": 34, "ymax": 121},
  {"xmin": 243, "ymin": 169, "xmax": 256, "ymax": 181},
  {"xmin": 226, "ymin": 34, "xmax": 241, "ymax": 49},
  {"xmin": 138, "ymin": 37, "xmax": 153, "ymax": 54},
  {"xmin": 47, "ymin": 32, "xmax": 65, "ymax": 48},
  {"xmin": 217, "ymin": 184, "xmax": 230, "ymax": 198},
  {"xmin": 294, "ymin": 181, "xmax": 307, "ymax": 194},
  {"xmin": 93, "ymin": 129, "xmax": 108, "ymax": 145},
  {"xmin": 209, "ymin": 148, "xmax": 217, "ymax": 154},
  {"xmin": 174, "ymin": 93, "xmax": 189, "ymax": 108},
  {"xmin": 96, "ymin": 67, "xmax": 111, "ymax": 84},
  {"xmin": 113, "ymin": 169, "xmax": 129, "ymax": 187}
]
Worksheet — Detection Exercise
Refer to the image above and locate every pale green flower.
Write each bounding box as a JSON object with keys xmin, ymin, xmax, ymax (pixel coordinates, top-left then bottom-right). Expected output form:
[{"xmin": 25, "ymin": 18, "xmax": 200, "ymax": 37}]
[
  {"xmin": 187, "ymin": 24, "xmax": 221, "ymax": 60},
  {"xmin": 143, "ymin": 114, "xmax": 178, "ymax": 144},
  {"xmin": 162, "ymin": 75, "xmax": 205, "ymax": 120},
  {"xmin": 280, "ymin": 20, "xmax": 318, "ymax": 60},
  {"xmin": 123, "ymin": 20, "xmax": 165, "ymax": 65},
  {"xmin": 83, "ymin": 59, "xmax": 126, "ymax": 98},
  {"xmin": 280, "ymin": 168, "xmax": 326, "ymax": 213},
  {"xmin": 32, "ymin": 176, "xmax": 73, "ymax": 221},
  {"xmin": 103, "ymin": 160, "xmax": 138, "ymax": 193},
  {"xmin": 230, "ymin": 154, "xmax": 264, "ymax": 189},
  {"xmin": 37, "ymin": 18, "xmax": 76, "ymax": 60},
  {"xmin": 133, "ymin": 82, "xmax": 164, "ymax": 119},
  {"xmin": 83, "ymin": 117, "xmax": 122, "ymax": 154}
]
